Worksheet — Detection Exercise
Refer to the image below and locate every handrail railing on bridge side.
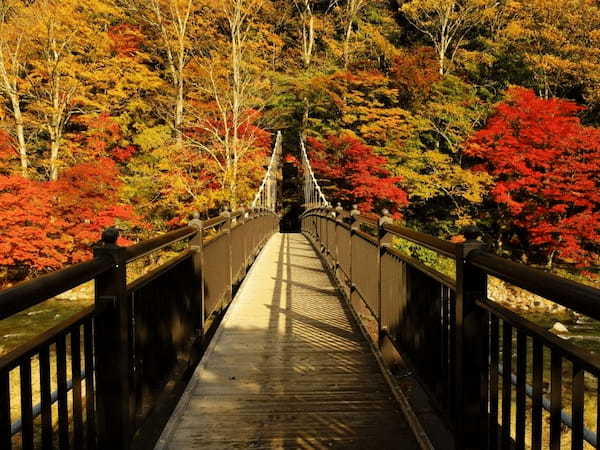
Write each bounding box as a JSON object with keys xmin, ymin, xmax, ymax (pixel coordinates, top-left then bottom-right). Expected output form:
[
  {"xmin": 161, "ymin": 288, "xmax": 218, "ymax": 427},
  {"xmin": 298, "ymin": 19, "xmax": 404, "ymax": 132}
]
[
  {"xmin": 0, "ymin": 208, "xmax": 279, "ymax": 450},
  {"xmin": 301, "ymin": 206, "xmax": 600, "ymax": 450}
]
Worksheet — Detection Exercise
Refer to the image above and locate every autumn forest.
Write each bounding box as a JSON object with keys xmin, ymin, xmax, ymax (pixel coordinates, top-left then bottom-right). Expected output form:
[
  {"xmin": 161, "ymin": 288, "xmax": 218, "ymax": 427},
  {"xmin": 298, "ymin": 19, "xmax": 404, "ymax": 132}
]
[{"xmin": 0, "ymin": 0, "xmax": 599, "ymax": 286}]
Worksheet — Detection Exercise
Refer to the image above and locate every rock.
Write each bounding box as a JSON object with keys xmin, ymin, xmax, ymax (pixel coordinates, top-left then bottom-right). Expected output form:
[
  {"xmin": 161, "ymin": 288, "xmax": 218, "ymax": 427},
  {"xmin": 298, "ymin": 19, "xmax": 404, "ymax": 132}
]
[{"xmin": 551, "ymin": 322, "xmax": 569, "ymax": 334}]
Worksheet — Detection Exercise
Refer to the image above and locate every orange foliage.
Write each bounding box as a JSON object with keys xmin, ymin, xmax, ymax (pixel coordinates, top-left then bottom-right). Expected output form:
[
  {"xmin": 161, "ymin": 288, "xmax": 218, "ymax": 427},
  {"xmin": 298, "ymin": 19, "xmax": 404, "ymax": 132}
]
[{"xmin": 0, "ymin": 160, "xmax": 139, "ymax": 280}]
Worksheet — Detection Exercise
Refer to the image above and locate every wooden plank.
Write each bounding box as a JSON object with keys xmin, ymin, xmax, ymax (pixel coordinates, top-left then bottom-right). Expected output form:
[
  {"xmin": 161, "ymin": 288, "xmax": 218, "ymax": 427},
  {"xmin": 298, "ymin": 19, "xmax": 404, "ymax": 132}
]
[{"xmin": 158, "ymin": 234, "xmax": 420, "ymax": 449}]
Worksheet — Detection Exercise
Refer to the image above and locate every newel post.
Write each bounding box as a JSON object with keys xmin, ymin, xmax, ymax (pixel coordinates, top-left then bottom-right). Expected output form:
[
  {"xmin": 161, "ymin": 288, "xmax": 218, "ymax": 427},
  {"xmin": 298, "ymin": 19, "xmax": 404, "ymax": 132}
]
[
  {"xmin": 239, "ymin": 208, "xmax": 249, "ymax": 278},
  {"xmin": 377, "ymin": 209, "xmax": 393, "ymax": 347},
  {"xmin": 223, "ymin": 207, "xmax": 233, "ymax": 309},
  {"xmin": 349, "ymin": 205, "xmax": 360, "ymax": 303},
  {"xmin": 189, "ymin": 212, "xmax": 205, "ymax": 336},
  {"xmin": 93, "ymin": 228, "xmax": 132, "ymax": 449},
  {"xmin": 455, "ymin": 226, "xmax": 489, "ymax": 449},
  {"xmin": 334, "ymin": 203, "xmax": 344, "ymax": 277}
]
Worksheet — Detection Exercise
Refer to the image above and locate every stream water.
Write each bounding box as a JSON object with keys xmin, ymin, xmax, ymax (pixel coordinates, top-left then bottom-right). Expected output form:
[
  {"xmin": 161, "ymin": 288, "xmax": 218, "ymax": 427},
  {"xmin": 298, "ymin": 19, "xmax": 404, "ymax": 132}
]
[
  {"xmin": 523, "ymin": 310, "xmax": 600, "ymax": 356},
  {"xmin": 0, "ymin": 297, "xmax": 92, "ymax": 357}
]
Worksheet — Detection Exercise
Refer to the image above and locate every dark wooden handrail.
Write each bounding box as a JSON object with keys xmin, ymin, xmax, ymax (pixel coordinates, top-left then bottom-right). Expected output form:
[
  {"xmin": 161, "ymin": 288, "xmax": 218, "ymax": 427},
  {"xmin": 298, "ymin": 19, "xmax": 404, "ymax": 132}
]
[
  {"xmin": 0, "ymin": 258, "xmax": 112, "ymax": 320},
  {"xmin": 125, "ymin": 226, "xmax": 198, "ymax": 263},
  {"xmin": 303, "ymin": 206, "xmax": 600, "ymax": 313},
  {"xmin": 383, "ymin": 244, "xmax": 456, "ymax": 289},
  {"xmin": 383, "ymin": 223, "xmax": 458, "ymax": 259},
  {"xmin": 469, "ymin": 249, "xmax": 600, "ymax": 321}
]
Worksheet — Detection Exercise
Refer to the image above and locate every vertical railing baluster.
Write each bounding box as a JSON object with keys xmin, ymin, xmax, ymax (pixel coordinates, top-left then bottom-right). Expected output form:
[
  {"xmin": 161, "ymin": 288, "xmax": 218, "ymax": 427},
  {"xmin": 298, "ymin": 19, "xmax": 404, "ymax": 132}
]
[
  {"xmin": 515, "ymin": 330, "xmax": 527, "ymax": 449},
  {"xmin": 449, "ymin": 290, "xmax": 456, "ymax": 417},
  {"xmin": 56, "ymin": 334, "xmax": 70, "ymax": 449},
  {"xmin": 93, "ymin": 228, "xmax": 131, "ymax": 450},
  {"xmin": 224, "ymin": 209, "xmax": 233, "ymax": 310},
  {"xmin": 550, "ymin": 350, "xmax": 562, "ymax": 450},
  {"xmin": 531, "ymin": 339, "xmax": 543, "ymax": 450},
  {"xmin": 0, "ymin": 369, "xmax": 11, "ymax": 450},
  {"xmin": 349, "ymin": 205, "xmax": 360, "ymax": 306},
  {"xmin": 239, "ymin": 209, "xmax": 247, "ymax": 279},
  {"xmin": 455, "ymin": 227, "xmax": 488, "ymax": 449},
  {"xmin": 571, "ymin": 363, "xmax": 584, "ymax": 450},
  {"xmin": 189, "ymin": 213, "xmax": 205, "ymax": 334},
  {"xmin": 323, "ymin": 208, "xmax": 328, "ymax": 257},
  {"xmin": 441, "ymin": 288, "xmax": 449, "ymax": 408},
  {"xmin": 377, "ymin": 210, "xmax": 392, "ymax": 347},
  {"xmin": 597, "ymin": 382, "xmax": 600, "ymax": 449},
  {"xmin": 502, "ymin": 322, "xmax": 512, "ymax": 450},
  {"xmin": 334, "ymin": 204, "xmax": 343, "ymax": 281},
  {"xmin": 490, "ymin": 315, "xmax": 500, "ymax": 449},
  {"xmin": 71, "ymin": 327, "xmax": 84, "ymax": 448},
  {"xmin": 39, "ymin": 347, "xmax": 52, "ymax": 450},
  {"xmin": 20, "ymin": 359, "xmax": 33, "ymax": 450},
  {"xmin": 84, "ymin": 320, "xmax": 96, "ymax": 450}
]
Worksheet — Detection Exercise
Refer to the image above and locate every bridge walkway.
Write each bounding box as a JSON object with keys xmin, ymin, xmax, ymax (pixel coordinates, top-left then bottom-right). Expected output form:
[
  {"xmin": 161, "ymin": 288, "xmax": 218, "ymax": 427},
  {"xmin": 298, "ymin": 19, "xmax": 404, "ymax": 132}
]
[{"xmin": 156, "ymin": 233, "xmax": 421, "ymax": 449}]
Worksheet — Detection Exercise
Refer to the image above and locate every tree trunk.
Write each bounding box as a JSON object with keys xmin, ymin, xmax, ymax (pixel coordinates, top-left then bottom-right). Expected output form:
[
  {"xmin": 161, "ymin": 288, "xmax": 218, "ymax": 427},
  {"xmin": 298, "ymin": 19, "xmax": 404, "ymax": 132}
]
[
  {"xmin": 175, "ymin": 75, "xmax": 184, "ymax": 146},
  {"xmin": 302, "ymin": 14, "xmax": 314, "ymax": 67},
  {"xmin": 343, "ymin": 21, "xmax": 353, "ymax": 69},
  {"xmin": 50, "ymin": 139, "xmax": 60, "ymax": 181},
  {"xmin": 10, "ymin": 95, "xmax": 28, "ymax": 177}
]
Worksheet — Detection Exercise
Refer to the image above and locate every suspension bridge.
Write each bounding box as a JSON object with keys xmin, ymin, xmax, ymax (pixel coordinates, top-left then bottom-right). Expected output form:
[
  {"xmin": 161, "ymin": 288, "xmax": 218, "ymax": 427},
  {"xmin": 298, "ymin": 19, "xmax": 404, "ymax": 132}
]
[{"xmin": 0, "ymin": 133, "xmax": 599, "ymax": 450}]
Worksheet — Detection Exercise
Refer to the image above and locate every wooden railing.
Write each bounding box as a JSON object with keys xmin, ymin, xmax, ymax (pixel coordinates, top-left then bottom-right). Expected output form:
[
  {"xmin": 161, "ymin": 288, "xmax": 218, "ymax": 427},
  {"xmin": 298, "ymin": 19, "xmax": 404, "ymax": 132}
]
[
  {"xmin": 0, "ymin": 208, "xmax": 278, "ymax": 449},
  {"xmin": 301, "ymin": 206, "xmax": 600, "ymax": 450}
]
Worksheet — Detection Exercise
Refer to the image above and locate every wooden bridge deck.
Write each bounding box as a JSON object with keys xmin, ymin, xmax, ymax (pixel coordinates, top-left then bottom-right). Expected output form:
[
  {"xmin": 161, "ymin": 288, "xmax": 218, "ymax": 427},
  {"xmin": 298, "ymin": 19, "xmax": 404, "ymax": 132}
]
[{"xmin": 156, "ymin": 233, "xmax": 420, "ymax": 449}]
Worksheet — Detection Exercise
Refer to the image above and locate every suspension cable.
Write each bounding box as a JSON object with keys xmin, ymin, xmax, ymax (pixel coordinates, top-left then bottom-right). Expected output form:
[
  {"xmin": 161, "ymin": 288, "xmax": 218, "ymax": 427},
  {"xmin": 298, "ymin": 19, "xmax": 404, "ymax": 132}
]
[
  {"xmin": 252, "ymin": 131, "xmax": 282, "ymax": 211},
  {"xmin": 300, "ymin": 136, "xmax": 330, "ymax": 209}
]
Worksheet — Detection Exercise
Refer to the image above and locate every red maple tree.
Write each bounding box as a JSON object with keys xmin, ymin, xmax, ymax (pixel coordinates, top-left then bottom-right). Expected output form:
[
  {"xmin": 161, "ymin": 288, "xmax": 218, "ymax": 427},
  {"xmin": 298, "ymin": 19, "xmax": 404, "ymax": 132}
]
[
  {"xmin": 0, "ymin": 159, "xmax": 139, "ymax": 284},
  {"xmin": 466, "ymin": 87, "xmax": 600, "ymax": 267},
  {"xmin": 73, "ymin": 113, "xmax": 136, "ymax": 163},
  {"xmin": 308, "ymin": 133, "xmax": 408, "ymax": 217}
]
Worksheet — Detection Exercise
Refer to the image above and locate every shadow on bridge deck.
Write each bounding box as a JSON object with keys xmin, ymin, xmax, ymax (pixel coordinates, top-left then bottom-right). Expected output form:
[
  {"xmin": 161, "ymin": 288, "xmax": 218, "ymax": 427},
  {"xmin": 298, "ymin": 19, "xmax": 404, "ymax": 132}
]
[{"xmin": 155, "ymin": 234, "xmax": 424, "ymax": 449}]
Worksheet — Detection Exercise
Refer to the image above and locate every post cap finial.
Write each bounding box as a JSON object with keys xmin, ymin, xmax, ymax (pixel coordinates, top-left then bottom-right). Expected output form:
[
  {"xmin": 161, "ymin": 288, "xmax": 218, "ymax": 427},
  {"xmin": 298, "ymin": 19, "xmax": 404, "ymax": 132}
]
[
  {"xmin": 463, "ymin": 225, "xmax": 482, "ymax": 242},
  {"xmin": 101, "ymin": 227, "xmax": 120, "ymax": 245},
  {"xmin": 379, "ymin": 209, "xmax": 393, "ymax": 227},
  {"xmin": 189, "ymin": 212, "xmax": 203, "ymax": 230}
]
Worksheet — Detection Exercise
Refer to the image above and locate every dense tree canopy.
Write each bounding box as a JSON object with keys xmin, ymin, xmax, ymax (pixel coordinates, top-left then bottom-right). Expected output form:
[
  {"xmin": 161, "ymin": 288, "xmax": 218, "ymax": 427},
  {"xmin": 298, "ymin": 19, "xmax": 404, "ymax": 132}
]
[
  {"xmin": 0, "ymin": 0, "xmax": 598, "ymax": 283},
  {"xmin": 466, "ymin": 88, "xmax": 600, "ymax": 268}
]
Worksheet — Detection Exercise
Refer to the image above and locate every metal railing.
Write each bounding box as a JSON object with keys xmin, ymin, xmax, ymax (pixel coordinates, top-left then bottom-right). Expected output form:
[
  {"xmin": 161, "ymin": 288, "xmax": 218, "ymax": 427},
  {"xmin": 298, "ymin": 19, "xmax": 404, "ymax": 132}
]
[
  {"xmin": 0, "ymin": 208, "xmax": 278, "ymax": 449},
  {"xmin": 301, "ymin": 206, "xmax": 600, "ymax": 450}
]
